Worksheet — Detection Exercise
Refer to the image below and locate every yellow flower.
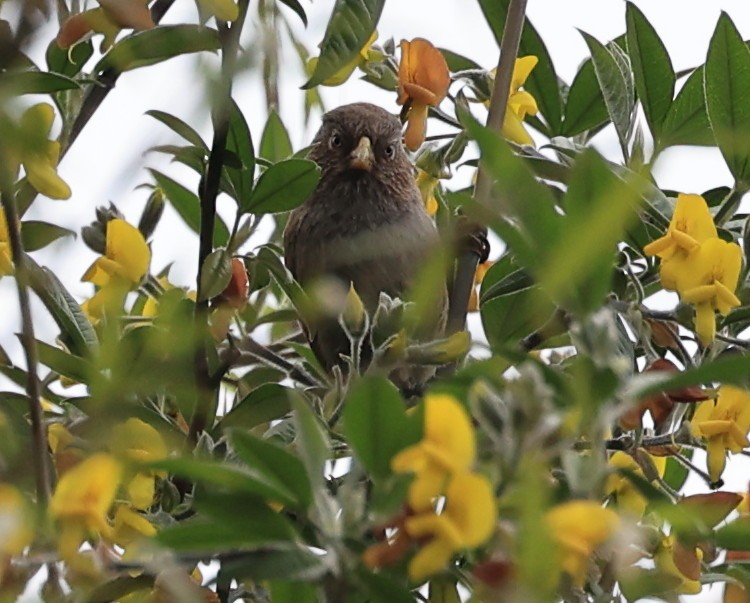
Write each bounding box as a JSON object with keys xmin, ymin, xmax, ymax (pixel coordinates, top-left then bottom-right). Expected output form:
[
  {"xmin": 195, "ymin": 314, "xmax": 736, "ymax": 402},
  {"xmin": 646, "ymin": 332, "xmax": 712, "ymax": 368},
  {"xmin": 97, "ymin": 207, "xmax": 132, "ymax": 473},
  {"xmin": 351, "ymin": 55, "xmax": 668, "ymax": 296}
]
[
  {"xmin": 643, "ymin": 193, "xmax": 717, "ymax": 291},
  {"xmin": 110, "ymin": 418, "xmax": 168, "ymax": 510},
  {"xmin": 545, "ymin": 501, "xmax": 620, "ymax": 586},
  {"xmin": 605, "ymin": 451, "xmax": 666, "ymax": 517},
  {"xmin": 404, "ymin": 471, "xmax": 496, "ymax": 582},
  {"xmin": 0, "ymin": 208, "xmax": 12, "ymax": 276},
  {"xmin": 49, "ymin": 453, "xmax": 121, "ymax": 559},
  {"xmin": 676, "ymin": 237, "xmax": 742, "ymax": 345},
  {"xmin": 397, "ymin": 39, "xmax": 451, "ymax": 151},
  {"xmin": 82, "ymin": 219, "xmax": 151, "ymax": 288},
  {"xmin": 196, "ymin": 0, "xmax": 239, "ymax": 21},
  {"xmin": 0, "ymin": 484, "xmax": 34, "ymax": 556},
  {"xmin": 416, "ymin": 169, "xmax": 439, "ymax": 216},
  {"xmin": 14, "ymin": 104, "xmax": 71, "ymax": 200},
  {"xmin": 57, "ymin": 0, "xmax": 154, "ymax": 51},
  {"xmin": 468, "ymin": 260, "xmax": 493, "ymax": 312},
  {"xmin": 391, "ymin": 394, "xmax": 475, "ymax": 511},
  {"xmin": 653, "ymin": 534, "xmax": 702, "ymax": 594},
  {"xmin": 81, "ymin": 282, "xmax": 128, "ymax": 325},
  {"xmin": 502, "ymin": 56, "xmax": 539, "ymax": 146},
  {"xmin": 308, "ymin": 31, "xmax": 378, "ymax": 86},
  {"xmin": 112, "ymin": 505, "xmax": 156, "ymax": 549},
  {"xmin": 691, "ymin": 386, "xmax": 750, "ymax": 483}
]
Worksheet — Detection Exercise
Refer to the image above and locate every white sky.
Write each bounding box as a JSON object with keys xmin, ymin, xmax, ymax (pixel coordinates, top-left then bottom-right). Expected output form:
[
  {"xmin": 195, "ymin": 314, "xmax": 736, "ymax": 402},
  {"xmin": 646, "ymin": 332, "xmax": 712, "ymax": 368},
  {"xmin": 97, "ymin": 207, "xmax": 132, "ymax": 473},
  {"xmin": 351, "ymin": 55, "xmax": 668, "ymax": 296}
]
[{"xmin": 4, "ymin": 2, "xmax": 750, "ymax": 600}]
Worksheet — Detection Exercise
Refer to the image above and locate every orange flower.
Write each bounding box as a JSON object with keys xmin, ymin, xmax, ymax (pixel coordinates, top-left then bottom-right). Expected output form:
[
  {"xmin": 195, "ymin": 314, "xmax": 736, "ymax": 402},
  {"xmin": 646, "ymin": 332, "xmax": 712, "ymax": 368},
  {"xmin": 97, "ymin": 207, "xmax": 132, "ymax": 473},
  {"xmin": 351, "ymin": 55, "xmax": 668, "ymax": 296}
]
[{"xmin": 397, "ymin": 39, "xmax": 450, "ymax": 151}]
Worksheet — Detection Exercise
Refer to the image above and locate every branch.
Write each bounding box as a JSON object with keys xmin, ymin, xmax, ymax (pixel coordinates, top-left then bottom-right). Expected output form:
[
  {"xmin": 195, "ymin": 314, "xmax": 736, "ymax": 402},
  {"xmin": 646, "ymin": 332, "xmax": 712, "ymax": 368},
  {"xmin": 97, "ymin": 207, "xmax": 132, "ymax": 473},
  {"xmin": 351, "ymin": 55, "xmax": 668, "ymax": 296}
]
[
  {"xmin": 0, "ymin": 189, "xmax": 53, "ymax": 510},
  {"xmin": 188, "ymin": 2, "xmax": 250, "ymax": 444},
  {"xmin": 445, "ymin": 0, "xmax": 528, "ymax": 336}
]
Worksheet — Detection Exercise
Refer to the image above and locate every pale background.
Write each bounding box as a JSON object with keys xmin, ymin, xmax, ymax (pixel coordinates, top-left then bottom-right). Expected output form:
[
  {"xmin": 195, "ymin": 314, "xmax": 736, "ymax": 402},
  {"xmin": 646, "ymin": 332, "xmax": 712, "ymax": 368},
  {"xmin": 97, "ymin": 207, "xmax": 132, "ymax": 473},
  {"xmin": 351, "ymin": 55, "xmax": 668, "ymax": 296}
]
[{"xmin": 2, "ymin": 1, "xmax": 750, "ymax": 601}]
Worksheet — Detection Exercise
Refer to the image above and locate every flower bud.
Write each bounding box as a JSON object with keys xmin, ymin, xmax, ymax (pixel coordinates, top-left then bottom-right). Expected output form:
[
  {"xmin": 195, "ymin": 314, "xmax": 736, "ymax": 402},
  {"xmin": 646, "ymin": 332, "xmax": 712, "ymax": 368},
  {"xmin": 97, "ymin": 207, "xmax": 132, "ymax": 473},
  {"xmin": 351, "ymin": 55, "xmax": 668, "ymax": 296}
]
[
  {"xmin": 341, "ymin": 284, "xmax": 368, "ymax": 338},
  {"xmin": 218, "ymin": 258, "xmax": 249, "ymax": 310},
  {"xmin": 405, "ymin": 330, "xmax": 471, "ymax": 365},
  {"xmin": 138, "ymin": 188, "xmax": 165, "ymax": 241}
]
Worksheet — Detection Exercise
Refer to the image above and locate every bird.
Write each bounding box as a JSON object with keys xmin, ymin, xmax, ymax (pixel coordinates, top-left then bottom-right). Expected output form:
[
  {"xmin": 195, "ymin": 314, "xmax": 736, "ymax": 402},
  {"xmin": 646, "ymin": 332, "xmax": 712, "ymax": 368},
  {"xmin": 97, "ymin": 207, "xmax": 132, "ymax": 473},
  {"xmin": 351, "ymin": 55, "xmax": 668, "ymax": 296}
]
[{"xmin": 283, "ymin": 102, "xmax": 447, "ymax": 392}]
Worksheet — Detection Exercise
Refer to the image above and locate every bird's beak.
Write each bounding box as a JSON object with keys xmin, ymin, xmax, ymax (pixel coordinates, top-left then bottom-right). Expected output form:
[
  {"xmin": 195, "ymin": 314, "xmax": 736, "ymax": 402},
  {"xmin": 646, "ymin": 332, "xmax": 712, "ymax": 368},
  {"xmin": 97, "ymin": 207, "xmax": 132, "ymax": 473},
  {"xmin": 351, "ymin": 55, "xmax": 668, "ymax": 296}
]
[{"xmin": 350, "ymin": 136, "xmax": 374, "ymax": 171}]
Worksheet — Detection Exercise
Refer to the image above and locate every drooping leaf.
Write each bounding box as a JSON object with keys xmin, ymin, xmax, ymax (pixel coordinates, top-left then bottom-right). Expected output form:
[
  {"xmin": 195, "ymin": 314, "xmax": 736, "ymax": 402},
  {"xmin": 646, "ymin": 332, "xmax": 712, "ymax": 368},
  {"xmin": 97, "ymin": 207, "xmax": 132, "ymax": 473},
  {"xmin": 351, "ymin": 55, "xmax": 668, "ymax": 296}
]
[
  {"xmin": 243, "ymin": 159, "xmax": 319, "ymax": 215},
  {"xmin": 276, "ymin": 0, "xmax": 308, "ymax": 26},
  {"xmin": 20, "ymin": 221, "xmax": 74, "ymax": 251},
  {"xmin": 149, "ymin": 169, "xmax": 229, "ymax": 247},
  {"xmin": 342, "ymin": 376, "xmax": 407, "ymax": 480},
  {"xmin": 95, "ymin": 25, "xmax": 221, "ymax": 73},
  {"xmin": 625, "ymin": 2, "xmax": 675, "ymax": 141},
  {"xmin": 476, "ymin": 0, "xmax": 563, "ymax": 134},
  {"xmin": 704, "ymin": 12, "xmax": 750, "ymax": 186},
  {"xmin": 145, "ymin": 110, "xmax": 207, "ymax": 149},
  {"xmin": 260, "ymin": 110, "xmax": 293, "ymax": 163},
  {"xmin": 304, "ymin": 0, "xmax": 384, "ymax": 88}
]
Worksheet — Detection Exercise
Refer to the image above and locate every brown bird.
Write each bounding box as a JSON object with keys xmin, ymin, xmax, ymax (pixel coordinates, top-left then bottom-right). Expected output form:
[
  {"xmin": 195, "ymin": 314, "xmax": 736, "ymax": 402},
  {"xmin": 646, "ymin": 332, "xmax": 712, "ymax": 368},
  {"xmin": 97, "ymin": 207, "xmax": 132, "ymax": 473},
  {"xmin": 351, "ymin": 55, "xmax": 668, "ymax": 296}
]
[{"xmin": 283, "ymin": 102, "xmax": 446, "ymax": 392}]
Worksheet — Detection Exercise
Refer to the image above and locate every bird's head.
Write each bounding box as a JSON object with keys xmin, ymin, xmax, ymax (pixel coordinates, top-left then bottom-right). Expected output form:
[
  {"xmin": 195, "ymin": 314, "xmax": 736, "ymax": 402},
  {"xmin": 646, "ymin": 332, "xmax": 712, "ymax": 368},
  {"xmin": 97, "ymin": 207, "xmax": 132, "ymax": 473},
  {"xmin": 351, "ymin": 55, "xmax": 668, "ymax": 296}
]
[{"xmin": 308, "ymin": 103, "xmax": 411, "ymax": 183}]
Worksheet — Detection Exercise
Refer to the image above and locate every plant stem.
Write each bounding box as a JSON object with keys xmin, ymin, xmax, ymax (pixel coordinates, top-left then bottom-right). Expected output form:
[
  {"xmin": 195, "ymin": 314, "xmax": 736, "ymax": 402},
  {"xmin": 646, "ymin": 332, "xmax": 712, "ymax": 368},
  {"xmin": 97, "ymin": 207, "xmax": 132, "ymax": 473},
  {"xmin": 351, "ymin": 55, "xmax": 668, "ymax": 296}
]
[
  {"xmin": 189, "ymin": 2, "xmax": 250, "ymax": 444},
  {"xmin": 445, "ymin": 0, "xmax": 528, "ymax": 336},
  {"xmin": 0, "ymin": 190, "xmax": 53, "ymax": 509}
]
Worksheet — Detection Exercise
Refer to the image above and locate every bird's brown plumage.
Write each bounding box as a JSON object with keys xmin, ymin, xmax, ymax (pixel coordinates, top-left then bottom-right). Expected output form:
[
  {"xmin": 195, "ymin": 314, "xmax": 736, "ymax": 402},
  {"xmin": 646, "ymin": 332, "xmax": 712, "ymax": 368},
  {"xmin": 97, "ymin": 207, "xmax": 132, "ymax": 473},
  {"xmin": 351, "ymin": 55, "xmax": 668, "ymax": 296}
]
[{"xmin": 283, "ymin": 102, "xmax": 446, "ymax": 390}]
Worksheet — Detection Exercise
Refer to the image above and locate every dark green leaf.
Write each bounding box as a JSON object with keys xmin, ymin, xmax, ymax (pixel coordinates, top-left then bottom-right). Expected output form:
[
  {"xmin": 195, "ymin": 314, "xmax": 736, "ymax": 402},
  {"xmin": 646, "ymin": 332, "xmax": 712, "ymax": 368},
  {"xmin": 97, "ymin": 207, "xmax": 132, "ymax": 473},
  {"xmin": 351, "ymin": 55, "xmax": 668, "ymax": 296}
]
[
  {"xmin": 1, "ymin": 70, "xmax": 81, "ymax": 95},
  {"xmin": 243, "ymin": 159, "xmax": 319, "ymax": 215},
  {"xmin": 260, "ymin": 110, "xmax": 293, "ymax": 163},
  {"xmin": 661, "ymin": 67, "xmax": 714, "ymax": 147},
  {"xmin": 439, "ymin": 48, "xmax": 481, "ymax": 72},
  {"xmin": 304, "ymin": 0, "xmax": 384, "ymax": 88},
  {"xmin": 94, "ymin": 25, "xmax": 221, "ymax": 73},
  {"xmin": 716, "ymin": 519, "xmax": 750, "ymax": 550},
  {"xmin": 85, "ymin": 576, "xmax": 154, "ymax": 603},
  {"xmin": 157, "ymin": 514, "xmax": 292, "ymax": 552},
  {"xmin": 581, "ymin": 31, "xmax": 635, "ymax": 155},
  {"xmin": 220, "ymin": 543, "xmax": 329, "ymax": 582},
  {"xmin": 477, "ymin": 0, "xmax": 563, "ymax": 134},
  {"xmin": 214, "ymin": 384, "xmax": 292, "ymax": 434},
  {"xmin": 145, "ymin": 110, "xmax": 207, "ymax": 149},
  {"xmin": 229, "ymin": 429, "xmax": 312, "ymax": 509},
  {"xmin": 704, "ymin": 12, "xmax": 750, "ymax": 185},
  {"xmin": 290, "ymin": 392, "xmax": 330, "ymax": 490},
  {"xmin": 343, "ymin": 376, "xmax": 407, "ymax": 480},
  {"xmin": 561, "ymin": 58, "xmax": 609, "ymax": 136},
  {"xmin": 269, "ymin": 582, "xmax": 317, "ymax": 603},
  {"xmin": 149, "ymin": 169, "xmax": 229, "ymax": 246},
  {"xmin": 276, "ymin": 0, "xmax": 308, "ymax": 26},
  {"xmin": 225, "ymin": 99, "xmax": 255, "ymax": 207},
  {"xmin": 26, "ymin": 258, "xmax": 98, "ymax": 356},
  {"xmin": 35, "ymin": 340, "xmax": 91, "ymax": 383},
  {"xmin": 46, "ymin": 39, "xmax": 93, "ymax": 77},
  {"xmin": 357, "ymin": 567, "xmax": 415, "ymax": 603},
  {"xmin": 625, "ymin": 2, "xmax": 675, "ymax": 140},
  {"xmin": 20, "ymin": 221, "xmax": 74, "ymax": 251}
]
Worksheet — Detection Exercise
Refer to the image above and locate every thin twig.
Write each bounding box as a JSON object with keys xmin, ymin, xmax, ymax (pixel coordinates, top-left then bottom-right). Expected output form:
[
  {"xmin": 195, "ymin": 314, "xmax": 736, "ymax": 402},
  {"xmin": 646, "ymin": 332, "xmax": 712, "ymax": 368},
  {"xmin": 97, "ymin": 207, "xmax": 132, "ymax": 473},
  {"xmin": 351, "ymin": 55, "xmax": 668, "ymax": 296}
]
[
  {"xmin": 237, "ymin": 338, "xmax": 322, "ymax": 389},
  {"xmin": 188, "ymin": 2, "xmax": 251, "ymax": 444},
  {"xmin": 445, "ymin": 0, "xmax": 528, "ymax": 336},
  {"xmin": 0, "ymin": 191, "xmax": 53, "ymax": 509}
]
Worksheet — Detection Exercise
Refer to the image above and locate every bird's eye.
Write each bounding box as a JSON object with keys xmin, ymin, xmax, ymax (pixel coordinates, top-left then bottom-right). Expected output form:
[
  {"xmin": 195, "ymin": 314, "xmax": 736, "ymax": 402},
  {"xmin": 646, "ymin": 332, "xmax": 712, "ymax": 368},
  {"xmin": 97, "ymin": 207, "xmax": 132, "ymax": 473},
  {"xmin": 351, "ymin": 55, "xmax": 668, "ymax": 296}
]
[
  {"xmin": 385, "ymin": 144, "xmax": 396, "ymax": 158},
  {"xmin": 329, "ymin": 133, "xmax": 342, "ymax": 149}
]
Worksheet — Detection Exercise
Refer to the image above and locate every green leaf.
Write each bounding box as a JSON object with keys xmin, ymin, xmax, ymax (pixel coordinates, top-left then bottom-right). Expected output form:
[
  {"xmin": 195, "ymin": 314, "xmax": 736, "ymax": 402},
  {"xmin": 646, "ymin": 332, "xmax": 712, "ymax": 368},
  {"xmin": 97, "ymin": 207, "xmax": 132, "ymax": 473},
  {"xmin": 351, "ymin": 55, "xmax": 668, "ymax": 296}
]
[
  {"xmin": 290, "ymin": 392, "xmax": 330, "ymax": 489},
  {"xmin": 198, "ymin": 248, "xmax": 232, "ymax": 301},
  {"xmin": 479, "ymin": 0, "xmax": 562, "ymax": 136},
  {"xmin": 149, "ymin": 169, "xmax": 229, "ymax": 247},
  {"xmin": 243, "ymin": 159, "xmax": 319, "ymax": 215},
  {"xmin": 716, "ymin": 519, "xmax": 750, "ymax": 550},
  {"xmin": 214, "ymin": 384, "xmax": 292, "ymax": 434},
  {"xmin": 439, "ymin": 49, "xmax": 482, "ymax": 72},
  {"xmin": 94, "ymin": 25, "xmax": 221, "ymax": 73},
  {"xmin": 36, "ymin": 340, "xmax": 91, "ymax": 383},
  {"xmin": 220, "ymin": 543, "xmax": 329, "ymax": 582},
  {"xmin": 85, "ymin": 576, "xmax": 154, "ymax": 603},
  {"xmin": 2, "ymin": 70, "xmax": 81, "ymax": 95},
  {"xmin": 152, "ymin": 458, "xmax": 302, "ymax": 507},
  {"xmin": 20, "ymin": 221, "xmax": 74, "ymax": 251},
  {"xmin": 661, "ymin": 67, "xmax": 714, "ymax": 147},
  {"xmin": 356, "ymin": 567, "xmax": 415, "ymax": 603},
  {"xmin": 704, "ymin": 12, "xmax": 750, "ymax": 185},
  {"xmin": 269, "ymin": 582, "xmax": 317, "ymax": 603},
  {"xmin": 662, "ymin": 450, "xmax": 692, "ymax": 492},
  {"xmin": 145, "ymin": 110, "xmax": 207, "ymax": 149},
  {"xmin": 26, "ymin": 258, "xmax": 98, "ymax": 356},
  {"xmin": 260, "ymin": 110, "xmax": 293, "ymax": 163},
  {"xmin": 477, "ymin": 0, "xmax": 563, "ymax": 134},
  {"xmin": 343, "ymin": 376, "xmax": 407, "ymax": 480},
  {"xmin": 303, "ymin": 0, "xmax": 384, "ymax": 88},
  {"xmin": 225, "ymin": 99, "xmax": 256, "ymax": 208},
  {"xmin": 229, "ymin": 429, "xmax": 312, "ymax": 509},
  {"xmin": 276, "ymin": 0, "xmax": 308, "ymax": 26},
  {"xmin": 46, "ymin": 39, "xmax": 93, "ymax": 77},
  {"xmin": 625, "ymin": 2, "xmax": 675, "ymax": 141},
  {"xmin": 195, "ymin": 490, "xmax": 297, "ymax": 540},
  {"xmin": 581, "ymin": 31, "xmax": 635, "ymax": 156},
  {"xmin": 561, "ymin": 58, "xmax": 609, "ymax": 136}
]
